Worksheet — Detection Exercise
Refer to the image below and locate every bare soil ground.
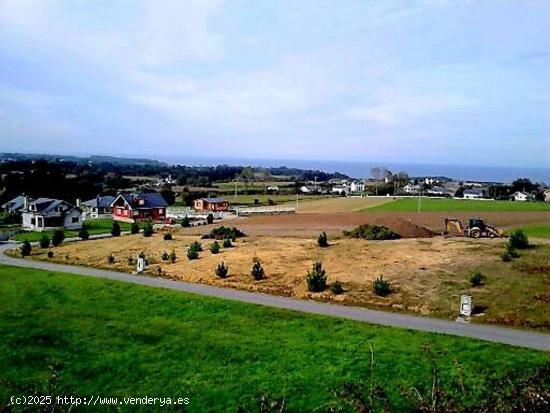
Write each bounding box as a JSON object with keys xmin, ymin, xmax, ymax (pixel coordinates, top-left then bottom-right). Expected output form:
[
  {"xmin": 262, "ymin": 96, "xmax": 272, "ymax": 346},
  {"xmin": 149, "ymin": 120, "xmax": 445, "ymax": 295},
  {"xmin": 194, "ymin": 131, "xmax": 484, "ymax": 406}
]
[
  {"xmin": 281, "ymin": 196, "xmax": 392, "ymax": 213},
  {"xmin": 21, "ymin": 230, "xmax": 550, "ymax": 330},
  {"xmin": 186, "ymin": 211, "xmax": 550, "ymax": 238}
]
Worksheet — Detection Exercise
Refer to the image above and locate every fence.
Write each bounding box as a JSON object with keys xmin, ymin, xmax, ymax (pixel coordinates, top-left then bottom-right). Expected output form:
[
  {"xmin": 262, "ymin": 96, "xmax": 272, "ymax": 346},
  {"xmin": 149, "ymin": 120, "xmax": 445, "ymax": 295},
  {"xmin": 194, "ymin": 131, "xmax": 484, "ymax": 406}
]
[{"xmin": 234, "ymin": 206, "xmax": 296, "ymax": 216}]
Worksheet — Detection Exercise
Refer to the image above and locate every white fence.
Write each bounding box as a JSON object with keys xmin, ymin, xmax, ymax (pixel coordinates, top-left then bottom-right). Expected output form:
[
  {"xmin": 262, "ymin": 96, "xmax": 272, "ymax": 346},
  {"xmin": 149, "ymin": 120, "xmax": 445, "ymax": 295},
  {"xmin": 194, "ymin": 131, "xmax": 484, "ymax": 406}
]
[
  {"xmin": 234, "ymin": 206, "xmax": 296, "ymax": 216},
  {"xmin": 166, "ymin": 206, "xmax": 225, "ymax": 220}
]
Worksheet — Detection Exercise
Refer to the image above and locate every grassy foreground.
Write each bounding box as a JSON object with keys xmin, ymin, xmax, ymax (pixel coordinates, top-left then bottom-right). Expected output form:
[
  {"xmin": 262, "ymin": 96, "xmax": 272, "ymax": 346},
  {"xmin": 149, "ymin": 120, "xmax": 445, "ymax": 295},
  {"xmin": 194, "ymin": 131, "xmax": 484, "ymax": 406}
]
[
  {"xmin": 366, "ymin": 198, "xmax": 550, "ymax": 212},
  {"xmin": 0, "ymin": 265, "xmax": 548, "ymax": 412},
  {"xmin": 13, "ymin": 218, "xmax": 134, "ymax": 242}
]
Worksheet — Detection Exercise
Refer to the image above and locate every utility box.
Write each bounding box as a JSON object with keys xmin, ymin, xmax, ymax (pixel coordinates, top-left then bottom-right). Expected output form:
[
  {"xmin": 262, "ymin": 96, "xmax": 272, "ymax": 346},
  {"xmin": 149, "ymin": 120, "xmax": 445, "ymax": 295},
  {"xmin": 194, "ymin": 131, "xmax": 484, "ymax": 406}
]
[
  {"xmin": 460, "ymin": 295, "xmax": 472, "ymax": 319},
  {"xmin": 137, "ymin": 257, "xmax": 146, "ymax": 273}
]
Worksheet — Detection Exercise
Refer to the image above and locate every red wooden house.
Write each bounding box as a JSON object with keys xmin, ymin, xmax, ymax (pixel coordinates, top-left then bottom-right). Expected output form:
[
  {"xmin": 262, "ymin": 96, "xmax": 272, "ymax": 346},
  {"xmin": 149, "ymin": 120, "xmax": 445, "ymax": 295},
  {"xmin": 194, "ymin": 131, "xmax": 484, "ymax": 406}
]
[
  {"xmin": 193, "ymin": 197, "xmax": 229, "ymax": 212},
  {"xmin": 111, "ymin": 192, "xmax": 168, "ymax": 223}
]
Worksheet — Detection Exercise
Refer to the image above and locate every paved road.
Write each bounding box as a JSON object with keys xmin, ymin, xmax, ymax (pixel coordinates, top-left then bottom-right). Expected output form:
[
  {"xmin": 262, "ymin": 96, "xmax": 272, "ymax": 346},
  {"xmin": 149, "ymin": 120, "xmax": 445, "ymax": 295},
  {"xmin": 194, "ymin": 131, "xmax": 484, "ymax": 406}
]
[{"xmin": 1, "ymin": 242, "xmax": 549, "ymax": 351}]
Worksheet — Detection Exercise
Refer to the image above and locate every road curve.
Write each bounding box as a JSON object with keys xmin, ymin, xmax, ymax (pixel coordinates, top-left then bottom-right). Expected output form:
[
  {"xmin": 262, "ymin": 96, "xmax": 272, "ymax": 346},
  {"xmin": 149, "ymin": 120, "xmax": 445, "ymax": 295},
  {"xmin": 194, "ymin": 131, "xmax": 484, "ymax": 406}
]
[{"xmin": 1, "ymin": 242, "xmax": 549, "ymax": 351}]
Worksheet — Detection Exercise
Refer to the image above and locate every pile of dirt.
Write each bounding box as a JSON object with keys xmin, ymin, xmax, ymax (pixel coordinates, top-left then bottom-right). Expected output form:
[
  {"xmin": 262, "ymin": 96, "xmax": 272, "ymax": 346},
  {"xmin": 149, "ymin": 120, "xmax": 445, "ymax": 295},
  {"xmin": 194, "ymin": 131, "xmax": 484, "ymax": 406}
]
[{"xmin": 372, "ymin": 217, "xmax": 437, "ymax": 238}]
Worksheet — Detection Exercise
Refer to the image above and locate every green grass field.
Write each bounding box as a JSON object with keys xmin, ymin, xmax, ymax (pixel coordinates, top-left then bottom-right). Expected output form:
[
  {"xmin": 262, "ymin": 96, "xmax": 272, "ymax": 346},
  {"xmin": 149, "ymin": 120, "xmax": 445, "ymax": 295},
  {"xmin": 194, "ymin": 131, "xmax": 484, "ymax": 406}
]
[
  {"xmin": 0, "ymin": 265, "xmax": 548, "ymax": 412},
  {"xmin": 365, "ymin": 198, "xmax": 550, "ymax": 212},
  {"xmin": 513, "ymin": 224, "xmax": 550, "ymax": 239},
  {"xmin": 13, "ymin": 218, "xmax": 134, "ymax": 242}
]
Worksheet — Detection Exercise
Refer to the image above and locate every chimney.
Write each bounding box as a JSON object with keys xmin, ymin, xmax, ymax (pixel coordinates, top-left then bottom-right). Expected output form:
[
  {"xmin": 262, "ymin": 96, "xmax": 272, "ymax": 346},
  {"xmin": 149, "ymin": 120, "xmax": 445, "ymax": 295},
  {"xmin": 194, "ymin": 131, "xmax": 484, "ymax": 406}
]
[
  {"xmin": 23, "ymin": 196, "xmax": 29, "ymax": 211},
  {"xmin": 76, "ymin": 198, "xmax": 81, "ymax": 208}
]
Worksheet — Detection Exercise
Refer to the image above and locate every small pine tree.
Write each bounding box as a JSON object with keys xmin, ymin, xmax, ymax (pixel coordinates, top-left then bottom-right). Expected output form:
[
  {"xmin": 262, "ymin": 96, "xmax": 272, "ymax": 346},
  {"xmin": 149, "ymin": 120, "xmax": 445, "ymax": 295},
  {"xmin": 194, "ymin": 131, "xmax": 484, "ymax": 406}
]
[
  {"xmin": 470, "ymin": 272, "xmax": 486, "ymax": 287},
  {"xmin": 187, "ymin": 247, "xmax": 199, "ymax": 260},
  {"xmin": 47, "ymin": 251, "xmax": 54, "ymax": 259},
  {"xmin": 181, "ymin": 216, "xmax": 190, "ymax": 227},
  {"xmin": 161, "ymin": 251, "xmax": 169, "ymax": 261},
  {"xmin": 317, "ymin": 231, "xmax": 329, "ymax": 247},
  {"xmin": 107, "ymin": 254, "xmax": 115, "ymax": 264},
  {"xmin": 39, "ymin": 234, "xmax": 50, "ymax": 248},
  {"xmin": 163, "ymin": 233, "xmax": 173, "ymax": 240},
  {"xmin": 206, "ymin": 213, "xmax": 214, "ymax": 225},
  {"xmin": 190, "ymin": 241, "xmax": 202, "ymax": 251},
  {"xmin": 79, "ymin": 224, "xmax": 89, "ymax": 240},
  {"xmin": 330, "ymin": 281, "xmax": 344, "ymax": 294},
  {"xmin": 210, "ymin": 241, "xmax": 220, "ymax": 254},
  {"xmin": 223, "ymin": 238, "xmax": 232, "ymax": 248},
  {"xmin": 143, "ymin": 223, "xmax": 154, "ymax": 237},
  {"xmin": 306, "ymin": 262, "xmax": 327, "ymax": 292},
  {"xmin": 508, "ymin": 229, "xmax": 529, "ymax": 250},
  {"xmin": 111, "ymin": 221, "xmax": 121, "ymax": 237},
  {"xmin": 130, "ymin": 222, "xmax": 140, "ymax": 234},
  {"xmin": 20, "ymin": 240, "xmax": 31, "ymax": 257},
  {"xmin": 51, "ymin": 229, "xmax": 65, "ymax": 246},
  {"xmin": 215, "ymin": 261, "xmax": 229, "ymax": 278},
  {"xmin": 373, "ymin": 276, "xmax": 391, "ymax": 297},
  {"xmin": 251, "ymin": 261, "xmax": 265, "ymax": 280},
  {"xmin": 169, "ymin": 249, "xmax": 177, "ymax": 263}
]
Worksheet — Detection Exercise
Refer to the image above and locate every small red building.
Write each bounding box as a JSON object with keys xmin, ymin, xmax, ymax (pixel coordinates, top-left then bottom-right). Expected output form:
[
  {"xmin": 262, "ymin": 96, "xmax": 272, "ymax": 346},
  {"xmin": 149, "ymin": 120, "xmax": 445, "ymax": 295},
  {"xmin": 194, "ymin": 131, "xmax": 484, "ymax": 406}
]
[
  {"xmin": 193, "ymin": 197, "xmax": 229, "ymax": 212},
  {"xmin": 111, "ymin": 192, "xmax": 168, "ymax": 223}
]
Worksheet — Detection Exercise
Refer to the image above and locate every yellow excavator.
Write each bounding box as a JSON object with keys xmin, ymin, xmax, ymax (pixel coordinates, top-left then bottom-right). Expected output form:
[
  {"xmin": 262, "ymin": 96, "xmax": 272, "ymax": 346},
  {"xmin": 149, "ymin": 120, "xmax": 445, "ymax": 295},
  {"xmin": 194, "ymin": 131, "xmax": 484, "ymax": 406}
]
[{"xmin": 443, "ymin": 217, "xmax": 504, "ymax": 238}]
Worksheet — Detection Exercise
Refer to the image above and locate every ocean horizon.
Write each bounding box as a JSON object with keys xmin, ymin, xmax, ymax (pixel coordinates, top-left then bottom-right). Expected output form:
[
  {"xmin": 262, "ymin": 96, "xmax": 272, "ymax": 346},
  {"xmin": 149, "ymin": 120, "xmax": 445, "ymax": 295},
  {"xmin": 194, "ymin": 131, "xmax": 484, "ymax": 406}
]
[{"xmin": 157, "ymin": 155, "xmax": 550, "ymax": 184}]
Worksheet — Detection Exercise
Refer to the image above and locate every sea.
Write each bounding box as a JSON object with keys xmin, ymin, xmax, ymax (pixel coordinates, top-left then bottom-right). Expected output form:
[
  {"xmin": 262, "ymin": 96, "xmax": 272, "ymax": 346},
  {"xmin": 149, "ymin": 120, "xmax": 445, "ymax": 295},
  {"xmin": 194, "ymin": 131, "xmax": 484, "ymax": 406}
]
[{"xmin": 157, "ymin": 156, "xmax": 550, "ymax": 184}]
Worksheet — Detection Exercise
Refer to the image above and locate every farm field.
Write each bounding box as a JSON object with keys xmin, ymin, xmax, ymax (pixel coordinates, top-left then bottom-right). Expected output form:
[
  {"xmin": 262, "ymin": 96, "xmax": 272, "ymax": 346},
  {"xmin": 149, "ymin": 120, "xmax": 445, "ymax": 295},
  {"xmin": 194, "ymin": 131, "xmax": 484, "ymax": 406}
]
[
  {"xmin": 365, "ymin": 197, "xmax": 550, "ymax": 212},
  {"xmin": 13, "ymin": 218, "xmax": 135, "ymax": 242},
  {"xmin": 222, "ymin": 193, "xmax": 310, "ymax": 206},
  {"xmin": 18, "ymin": 230, "xmax": 550, "ymax": 330},
  {"xmin": 514, "ymin": 224, "xmax": 550, "ymax": 239},
  {"xmin": 281, "ymin": 196, "xmax": 393, "ymax": 212},
  {"xmin": 1, "ymin": 265, "xmax": 548, "ymax": 412}
]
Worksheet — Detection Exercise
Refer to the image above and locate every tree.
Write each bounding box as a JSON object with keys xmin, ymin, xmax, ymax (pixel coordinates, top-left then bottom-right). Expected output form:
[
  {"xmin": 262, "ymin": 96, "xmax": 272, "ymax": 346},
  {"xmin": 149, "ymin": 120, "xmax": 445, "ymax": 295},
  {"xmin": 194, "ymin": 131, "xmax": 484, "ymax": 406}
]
[
  {"xmin": 251, "ymin": 261, "xmax": 265, "ymax": 280},
  {"xmin": 111, "ymin": 221, "xmax": 121, "ymax": 237},
  {"xmin": 52, "ymin": 229, "xmax": 65, "ymax": 246},
  {"xmin": 79, "ymin": 224, "xmax": 89, "ymax": 240},
  {"xmin": 39, "ymin": 234, "xmax": 50, "ymax": 249},
  {"xmin": 181, "ymin": 216, "xmax": 190, "ymax": 228},
  {"xmin": 317, "ymin": 232, "xmax": 329, "ymax": 247},
  {"xmin": 306, "ymin": 262, "xmax": 327, "ymax": 292},
  {"xmin": 206, "ymin": 213, "xmax": 214, "ymax": 225},
  {"xmin": 130, "ymin": 222, "xmax": 140, "ymax": 234},
  {"xmin": 20, "ymin": 240, "xmax": 31, "ymax": 257},
  {"xmin": 215, "ymin": 261, "xmax": 229, "ymax": 278},
  {"xmin": 210, "ymin": 241, "xmax": 220, "ymax": 254}
]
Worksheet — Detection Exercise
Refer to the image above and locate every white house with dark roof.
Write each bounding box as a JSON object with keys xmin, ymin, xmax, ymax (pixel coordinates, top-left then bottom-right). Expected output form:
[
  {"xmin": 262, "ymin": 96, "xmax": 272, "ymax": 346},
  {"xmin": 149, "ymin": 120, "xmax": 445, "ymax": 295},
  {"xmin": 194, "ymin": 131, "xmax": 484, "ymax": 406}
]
[
  {"xmin": 463, "ymin": 188, "xmax": 485, "ymax": 199},
  {"xmin": 81, "ymin": 195, "xmax": 116, "ymax": 219},
  {"xmin": 21, "ymin": 197, "xmax": 82, "ymax": 231},
  {"xmin": 510, "ymin": 191, "xmax": 534, "ymax": 202}
]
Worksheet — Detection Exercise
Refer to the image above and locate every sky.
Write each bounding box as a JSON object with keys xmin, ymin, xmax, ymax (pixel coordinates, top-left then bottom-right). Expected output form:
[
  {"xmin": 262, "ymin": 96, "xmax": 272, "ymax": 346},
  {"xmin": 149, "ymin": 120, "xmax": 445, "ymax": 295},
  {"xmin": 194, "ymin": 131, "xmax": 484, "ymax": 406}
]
[{"xmin": 0, "ymin": 0, "xmax": 549, "ymax": 167}]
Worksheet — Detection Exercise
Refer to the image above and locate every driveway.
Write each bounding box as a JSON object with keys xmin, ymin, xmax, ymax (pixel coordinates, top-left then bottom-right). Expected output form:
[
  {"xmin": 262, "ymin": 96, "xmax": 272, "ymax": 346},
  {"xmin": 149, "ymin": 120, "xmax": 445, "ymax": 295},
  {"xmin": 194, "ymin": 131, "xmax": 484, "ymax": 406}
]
[{"xmin": 1, "ymin": 242, "xmax": 549, "ymax": 351}]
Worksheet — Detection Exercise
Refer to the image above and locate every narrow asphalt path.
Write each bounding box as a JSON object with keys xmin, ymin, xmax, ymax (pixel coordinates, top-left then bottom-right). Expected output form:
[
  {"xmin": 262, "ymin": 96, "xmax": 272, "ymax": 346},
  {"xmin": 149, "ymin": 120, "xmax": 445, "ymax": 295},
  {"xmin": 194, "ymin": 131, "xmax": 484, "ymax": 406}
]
[{"xmin": 1, "ymin": 242, "xmax": 549, "ymax": 351}]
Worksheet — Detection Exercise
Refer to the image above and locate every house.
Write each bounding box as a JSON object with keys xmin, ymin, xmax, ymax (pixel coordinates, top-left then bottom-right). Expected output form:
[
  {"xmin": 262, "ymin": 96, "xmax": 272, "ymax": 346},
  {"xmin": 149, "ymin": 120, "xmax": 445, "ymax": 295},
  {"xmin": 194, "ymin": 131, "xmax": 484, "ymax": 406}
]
[
  {"xmin": 463, "ymin": 188, "xmax": 485, "ymax": 199},
  {"xmin": 331, "ymin": 185, "xmax": 349, "ymax": 195},
  {"xmin": 510, "ymin": 191, "xmax": 534, "ymax": 202},
  {"xmin": 350, "ymin": 181, "xmax": 365, "ymax": 193},
  {"xmin": 545, "ymin": 189, "xmax": 550, "ymax": 202},
  {"xmin": 193, "ymin": 197, "xmax": 229, "ymax": 212},
  {"xmin": 266, "ymin": 185, "xmax": 279, "ymax": 192},
  {"xmin": 300, "ymin": 185, "xmax": 320, "ymax": 194},
  {"xmin": 81, "ymin": 195, "xmax": 116, "ymax": 219},
  {"xmin": 1, "ymin": 195, "xmax": 27, "ymax": 214},
  {"xmin": 403, "ymin": 184, "xmax": 421, "ymax": 194},
  {"xmin": 426, "ymin": 186, "xmax": 449, "ymax": 197},
  {"xmin": 111, "ymin": 192, "xmax": 168, "ymax": 223},
  {"xmin": 21, "ymin": 197, "xmax": 82, "ymax": 231}
]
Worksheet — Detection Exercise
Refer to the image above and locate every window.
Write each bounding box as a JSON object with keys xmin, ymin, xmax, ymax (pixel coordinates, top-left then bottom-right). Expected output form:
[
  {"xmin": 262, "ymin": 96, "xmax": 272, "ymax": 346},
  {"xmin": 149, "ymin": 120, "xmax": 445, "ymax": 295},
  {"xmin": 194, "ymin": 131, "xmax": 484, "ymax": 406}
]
[
  {"xmin": 71, "ymin": 217, "xmax": 79, "ymax": 223},
  {"xmin": 158, "ymin": 208, "xmax": 164, "ymax": 214},
  {"xmin": 31, "ymin": 218, "xmax": 35, "ymax": 225}
]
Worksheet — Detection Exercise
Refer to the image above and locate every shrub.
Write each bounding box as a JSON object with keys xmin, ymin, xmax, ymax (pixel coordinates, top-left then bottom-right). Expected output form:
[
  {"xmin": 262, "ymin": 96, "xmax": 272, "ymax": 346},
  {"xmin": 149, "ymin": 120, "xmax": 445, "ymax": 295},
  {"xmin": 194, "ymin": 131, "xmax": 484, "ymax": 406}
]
[
  {"xmin": 107, "ymin": 254, "xmax": 115, "ymax": 264},
  {"xmin": 507, "ymin": 245, "xmax": 520, "ymax": 258},
  {"xmin": 330, "ymin": 281, "xmax": 345, "ymax": 295},
  {"xmin": 223, "ymin": 238, "xmax": 232, "ymax": 248},
  {"xmin": 127, "ymin": 256, "xmax": 134, "ymax": 265},
  {"xmin": 373, "ymin": 276, "xmax": 391, "ymax": 296},
  {"xmin": 143, "ymin": 223, "xmax": 154, "ymax": 237},
  {"xmin": 39, "ymin": 234, "xmax": 50, "ymax": 249},
  {"xmin": 47, "ymin": 251, "xmax": 54, "ymax": 259},
  {"xmin": 251, "ymin": 261, "xmax": 265, "ymax": 280},
  {"xmin": 51, "ymin": 229, "xmax": 65, "ymax": 246},
  {"xmin": 215, "ymin": 261, "xmax": 229, "ymax": 278},
  {"xmin": 343, "ymin": 224, "xmax": 400, "ymax": 240},
  {"xmin": 163, "ymin": 233, "xmax": 173, "ymax": 241},
  {"xmin": 210, "ymin": 241, "xmax": 220, "ymax": 254},
  {"xmin": 268, "ymin": 199, "xmax": 275, "ymax": 206},
  {"xmin": 169, "ymin": 250, "xmax": 177, "ymax": 263},
  {"xmin": 317, "ymin": 231, "xmax": 329, "ymax": 247},
  {"xmin": 470, "ymin": 272, "xmax": 486, "ymax": 287},
  {"xmin": 20, "ymin": 240, "xmax": 31, "ymax": 257},
  {"xmin": 79, "ymin": 225, "xmax": 89, "ymax": 240},
  {"xmin": 187, "ymin": 248, "xmax": 199, "ymax": 260},
  {"xmin": 306, "ymin": 262, "xmax": 327, "ymax": 292},
  {"xmin": 161, "ymin": 251, "xmax": 169, "ymax": 261},
  {"xmin": 190, "ymin": 241, "xmax": 202, "ymax": 252},
  {"xmin": 181, "ymin": 216, "xmax": 191, "ymax": 227},
  {"xmin": 501, "ymin": 252, "xmax": 512, "ymax": 262},
  {"xmin": 111, "ymin": 221, "xmax": 121, "ymax": 237},
  {"xmin": 204, "ymin": 226, "xmax": 245, "ymax": 240},
  {"xmin": 206, "ymin": 213, "xmax": 214, "ymax": 225},
  {"xmin": 130, "ymin": 222, "xmax": 140, "ymax": 234},
  {"xmin": 509, "ymin": 229, "xmax": 529, "ymax": 250}
]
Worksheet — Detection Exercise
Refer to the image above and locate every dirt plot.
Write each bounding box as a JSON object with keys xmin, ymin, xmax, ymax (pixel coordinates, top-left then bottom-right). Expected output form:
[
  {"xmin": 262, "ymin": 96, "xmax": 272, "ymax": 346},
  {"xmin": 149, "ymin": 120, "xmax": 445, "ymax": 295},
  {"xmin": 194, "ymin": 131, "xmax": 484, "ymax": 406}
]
[
  {"xmin": 23, "ymin": 232, "xmax": 550, "ymax": 330},
  {"xmin": 189, "ymin": 211, "xmax": 550, "ymax": 238},
  {"xmin": 281, "ymin": 196, "xmax": 392, "ymax": 213}
]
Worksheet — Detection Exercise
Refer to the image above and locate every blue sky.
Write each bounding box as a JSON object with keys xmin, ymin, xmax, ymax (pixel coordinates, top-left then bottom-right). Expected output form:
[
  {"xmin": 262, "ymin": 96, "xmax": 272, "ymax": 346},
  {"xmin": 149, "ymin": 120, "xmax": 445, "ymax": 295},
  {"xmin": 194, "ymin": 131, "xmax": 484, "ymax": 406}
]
[{"xmin": 0, "ymin": 0, "xmax": 548, "ymax": 167}]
